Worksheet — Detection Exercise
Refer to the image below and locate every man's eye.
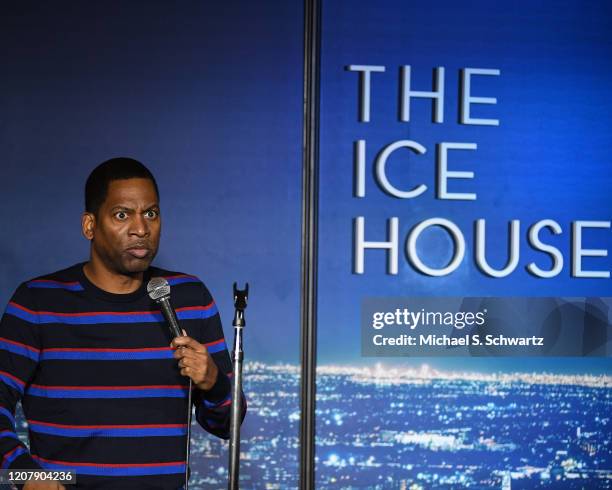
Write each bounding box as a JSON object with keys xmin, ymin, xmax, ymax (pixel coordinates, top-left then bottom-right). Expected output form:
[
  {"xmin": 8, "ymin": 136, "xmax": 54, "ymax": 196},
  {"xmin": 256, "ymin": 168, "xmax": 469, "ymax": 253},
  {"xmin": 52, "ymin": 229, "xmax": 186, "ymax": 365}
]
[
  {"xmin": 145, "ymin": 210, "xmax": 158, "ymax": 219},
  {"xmin": 115, "ymin": 211, "xmax": 128, "ymax": 220}
]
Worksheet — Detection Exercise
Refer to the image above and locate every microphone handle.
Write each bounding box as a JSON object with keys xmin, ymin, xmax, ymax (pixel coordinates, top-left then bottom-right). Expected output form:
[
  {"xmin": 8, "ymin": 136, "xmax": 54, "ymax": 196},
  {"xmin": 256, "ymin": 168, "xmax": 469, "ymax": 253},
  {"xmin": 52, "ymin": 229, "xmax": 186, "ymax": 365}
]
[{"xmin": 158, "ymin": 297, "xmax": 183, "ymax": 338}]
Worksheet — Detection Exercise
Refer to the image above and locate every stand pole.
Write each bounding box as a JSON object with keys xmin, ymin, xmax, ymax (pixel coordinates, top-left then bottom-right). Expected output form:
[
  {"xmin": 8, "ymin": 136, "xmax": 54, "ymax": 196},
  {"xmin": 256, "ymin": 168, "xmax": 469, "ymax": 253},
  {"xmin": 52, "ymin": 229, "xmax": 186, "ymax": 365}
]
[{"xmin": 228, "ymin": 283, "xmax": 248, "ymax": 490}]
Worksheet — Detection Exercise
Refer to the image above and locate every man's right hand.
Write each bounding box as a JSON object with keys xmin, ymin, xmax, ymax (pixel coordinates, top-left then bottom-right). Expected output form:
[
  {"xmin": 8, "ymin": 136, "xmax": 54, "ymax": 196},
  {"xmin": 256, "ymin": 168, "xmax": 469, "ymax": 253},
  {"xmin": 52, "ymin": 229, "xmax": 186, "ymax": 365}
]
[{"xmin": 23, "ymin": 482, "xmax": 66, "ymax": 490}]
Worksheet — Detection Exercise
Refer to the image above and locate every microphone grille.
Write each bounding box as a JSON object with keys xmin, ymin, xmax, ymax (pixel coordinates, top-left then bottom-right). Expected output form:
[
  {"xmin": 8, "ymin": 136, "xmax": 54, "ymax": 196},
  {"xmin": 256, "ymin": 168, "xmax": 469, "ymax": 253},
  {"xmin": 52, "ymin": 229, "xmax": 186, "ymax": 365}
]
[{"xmin": 147, "ymin": 277, "xmax": 171, "ymax": 301}]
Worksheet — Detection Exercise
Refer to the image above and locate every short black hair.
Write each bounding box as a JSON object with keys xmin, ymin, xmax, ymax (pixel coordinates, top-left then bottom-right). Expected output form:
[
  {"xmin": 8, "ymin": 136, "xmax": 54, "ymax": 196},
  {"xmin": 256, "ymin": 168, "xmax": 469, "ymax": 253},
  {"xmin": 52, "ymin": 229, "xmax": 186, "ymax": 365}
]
[{"xmin": 85, "ymin": 157, "xmax": 160, "ymax": 215}]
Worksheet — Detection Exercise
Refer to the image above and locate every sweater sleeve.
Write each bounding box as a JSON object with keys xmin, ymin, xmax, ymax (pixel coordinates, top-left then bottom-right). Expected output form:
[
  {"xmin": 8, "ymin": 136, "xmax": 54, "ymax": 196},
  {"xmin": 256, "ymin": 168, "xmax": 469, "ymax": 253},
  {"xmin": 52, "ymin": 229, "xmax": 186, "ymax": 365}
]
[
  {"xmin": 0, "ymin": 283, "xmax": 42, "ymax": 470},
  {"xmin": 192, "ymin": 283, "xmax": 247, "ymax": 440}
]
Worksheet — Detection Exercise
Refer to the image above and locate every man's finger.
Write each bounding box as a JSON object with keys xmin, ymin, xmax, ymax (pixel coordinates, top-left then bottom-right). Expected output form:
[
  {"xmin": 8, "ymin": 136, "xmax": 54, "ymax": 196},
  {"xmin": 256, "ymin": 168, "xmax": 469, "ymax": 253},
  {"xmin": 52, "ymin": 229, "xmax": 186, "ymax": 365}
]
[
  {"xmin": 171, "ymin": 335, "xmax": 204, "ymax": 352},
  {"xmin": 182, "ymin": 355, "xmax": 208, "ymax": 367},
  {"xmin": 173, "ymin": 347, "xmax": 206, "ymax": 360}
]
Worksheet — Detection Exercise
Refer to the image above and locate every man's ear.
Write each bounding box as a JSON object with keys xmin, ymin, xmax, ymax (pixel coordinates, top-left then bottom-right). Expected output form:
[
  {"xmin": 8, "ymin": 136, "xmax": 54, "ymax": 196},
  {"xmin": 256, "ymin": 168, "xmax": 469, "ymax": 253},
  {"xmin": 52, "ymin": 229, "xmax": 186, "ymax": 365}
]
[{"xmin": 82, "ymin": 212, "xmax": 95, "ymax": 240}]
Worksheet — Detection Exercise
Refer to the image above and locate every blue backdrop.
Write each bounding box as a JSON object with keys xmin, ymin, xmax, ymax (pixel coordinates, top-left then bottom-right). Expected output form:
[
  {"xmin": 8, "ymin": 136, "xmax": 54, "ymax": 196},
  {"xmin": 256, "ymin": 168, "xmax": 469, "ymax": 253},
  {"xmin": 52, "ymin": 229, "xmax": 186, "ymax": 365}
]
[
  {"xmin": 317, "ymin": 0, "xmax": 611, "ymax": 487},
  {"xmin": 1, "ymin": 2, "xmax": 303, "ymax": 488}
]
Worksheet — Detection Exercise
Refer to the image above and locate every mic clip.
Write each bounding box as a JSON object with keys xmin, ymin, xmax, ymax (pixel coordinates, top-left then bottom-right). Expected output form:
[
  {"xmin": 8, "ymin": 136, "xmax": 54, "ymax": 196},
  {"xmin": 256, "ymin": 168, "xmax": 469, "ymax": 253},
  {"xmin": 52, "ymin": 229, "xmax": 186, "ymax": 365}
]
[{"xmin": 232, "ymin": 282, "xmax": 248, "ymax": 328}]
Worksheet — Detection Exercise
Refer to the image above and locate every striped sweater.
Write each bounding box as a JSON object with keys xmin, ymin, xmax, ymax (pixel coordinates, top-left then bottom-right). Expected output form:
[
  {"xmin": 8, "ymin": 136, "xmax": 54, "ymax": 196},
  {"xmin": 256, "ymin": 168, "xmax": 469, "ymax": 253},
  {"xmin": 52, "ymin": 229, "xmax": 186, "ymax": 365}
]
[{"xmin": 0, "ymin": 262, "xmax": 245, "ymax": 489}]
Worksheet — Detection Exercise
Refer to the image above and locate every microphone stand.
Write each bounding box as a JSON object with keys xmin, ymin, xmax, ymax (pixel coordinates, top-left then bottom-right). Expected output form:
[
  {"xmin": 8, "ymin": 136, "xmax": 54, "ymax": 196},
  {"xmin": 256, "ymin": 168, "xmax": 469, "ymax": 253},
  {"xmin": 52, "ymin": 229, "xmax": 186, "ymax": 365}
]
[{"xmin": 228, "ymin": 283, "xmax": 248, "ymax": 490}]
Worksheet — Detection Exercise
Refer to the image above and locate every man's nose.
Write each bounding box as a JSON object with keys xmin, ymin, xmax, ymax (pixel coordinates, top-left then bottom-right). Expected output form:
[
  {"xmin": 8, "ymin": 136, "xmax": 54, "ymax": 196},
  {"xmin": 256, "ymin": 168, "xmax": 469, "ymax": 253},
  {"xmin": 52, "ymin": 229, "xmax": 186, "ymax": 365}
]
[{"xmin": 129, "ymin": 214, "xmax": 150, "ymax": 237}]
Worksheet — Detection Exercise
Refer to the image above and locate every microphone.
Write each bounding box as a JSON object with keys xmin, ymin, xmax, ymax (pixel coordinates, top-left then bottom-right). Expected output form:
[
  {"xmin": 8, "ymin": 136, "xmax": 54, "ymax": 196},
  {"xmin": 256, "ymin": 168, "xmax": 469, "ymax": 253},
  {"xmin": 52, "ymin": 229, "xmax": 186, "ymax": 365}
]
[{"xmin": 147, "ymin": 277, "xmax": 183, "ymax": 339}]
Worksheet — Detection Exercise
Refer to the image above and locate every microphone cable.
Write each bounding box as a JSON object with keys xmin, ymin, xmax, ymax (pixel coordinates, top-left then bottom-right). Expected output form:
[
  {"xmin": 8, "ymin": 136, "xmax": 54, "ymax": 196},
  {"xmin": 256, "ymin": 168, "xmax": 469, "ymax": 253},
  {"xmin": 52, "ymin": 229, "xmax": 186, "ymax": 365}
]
[{"xmin": 185, "ymin": 377, "xmax": 192, "ymax": 490}]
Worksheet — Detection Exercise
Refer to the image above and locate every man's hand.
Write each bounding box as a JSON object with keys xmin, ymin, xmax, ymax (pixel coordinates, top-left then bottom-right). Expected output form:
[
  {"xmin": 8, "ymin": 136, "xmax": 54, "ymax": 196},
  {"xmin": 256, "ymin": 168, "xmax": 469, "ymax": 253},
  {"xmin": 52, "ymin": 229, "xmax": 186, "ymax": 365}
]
[
  {"xmin": 23, "ymin": 482, "xmax": 66, "ymax": 490},
  {"xmin": 170, "ymin": 330, "xmax": 218, "ymax": 391}
]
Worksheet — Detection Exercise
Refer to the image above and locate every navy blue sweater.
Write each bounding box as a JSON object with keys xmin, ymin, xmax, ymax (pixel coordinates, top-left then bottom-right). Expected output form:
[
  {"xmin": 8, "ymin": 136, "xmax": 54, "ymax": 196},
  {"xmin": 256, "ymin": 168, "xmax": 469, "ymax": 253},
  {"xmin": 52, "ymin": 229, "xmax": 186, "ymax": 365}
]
[{"xmin": 0, "ymin": 263, "xmax": 245, "ymax": 489}]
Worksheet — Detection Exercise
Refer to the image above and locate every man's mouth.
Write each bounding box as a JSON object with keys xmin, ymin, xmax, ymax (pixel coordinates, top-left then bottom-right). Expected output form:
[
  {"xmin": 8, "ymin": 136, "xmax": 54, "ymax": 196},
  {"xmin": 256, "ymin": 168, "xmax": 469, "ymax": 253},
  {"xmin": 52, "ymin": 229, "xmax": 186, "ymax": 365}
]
[{"xmin": 126, "ymin": 247, "xmax": 150, "ymax": 259}]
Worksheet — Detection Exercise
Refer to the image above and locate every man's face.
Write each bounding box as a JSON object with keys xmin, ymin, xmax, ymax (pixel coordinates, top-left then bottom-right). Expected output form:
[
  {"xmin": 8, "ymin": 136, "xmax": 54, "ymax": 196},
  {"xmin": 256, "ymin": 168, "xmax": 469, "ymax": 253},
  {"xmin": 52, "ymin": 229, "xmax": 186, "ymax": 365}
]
[{"xmin": 84, "ymin": 178, "xmax": 161, "ymax": 275}]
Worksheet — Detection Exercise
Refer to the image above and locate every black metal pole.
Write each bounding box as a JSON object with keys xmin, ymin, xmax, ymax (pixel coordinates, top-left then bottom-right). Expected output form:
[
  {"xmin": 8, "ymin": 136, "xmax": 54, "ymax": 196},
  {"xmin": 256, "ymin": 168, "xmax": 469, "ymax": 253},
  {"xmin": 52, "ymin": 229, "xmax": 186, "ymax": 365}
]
[
  {"xmin": 228, "ymin": 283, "xmax": 248, "ymax": 490},
  {"xmin": 300, "ymin": 0, "xmax": 321, "ymax": 489}
]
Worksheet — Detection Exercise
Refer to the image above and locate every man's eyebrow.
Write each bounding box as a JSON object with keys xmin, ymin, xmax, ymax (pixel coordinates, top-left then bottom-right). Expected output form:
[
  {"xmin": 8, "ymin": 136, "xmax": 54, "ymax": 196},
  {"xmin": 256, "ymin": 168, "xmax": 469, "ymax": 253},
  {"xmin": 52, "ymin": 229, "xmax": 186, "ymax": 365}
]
[{"xmin": 111, "ymin": 205, "xmax": 133, "ymax": 212}]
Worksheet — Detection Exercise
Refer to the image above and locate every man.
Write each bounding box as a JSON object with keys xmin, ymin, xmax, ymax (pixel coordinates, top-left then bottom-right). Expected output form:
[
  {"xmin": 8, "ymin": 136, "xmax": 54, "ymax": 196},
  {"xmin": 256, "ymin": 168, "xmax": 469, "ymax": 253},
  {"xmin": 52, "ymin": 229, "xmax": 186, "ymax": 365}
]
[{"xmin": 0, "ymin": 157, "xmax": 245, "ymax": 489}]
